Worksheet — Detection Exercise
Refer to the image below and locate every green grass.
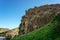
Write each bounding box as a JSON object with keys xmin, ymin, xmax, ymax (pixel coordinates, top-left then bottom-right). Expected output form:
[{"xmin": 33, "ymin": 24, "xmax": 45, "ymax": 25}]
[
  {"xmin": 11, "ymin": 23, "xmax": 60, "ymax": 40},
  {"xmin": 11, "ymin": 14, "xmax": 60, "ymax": 40}
]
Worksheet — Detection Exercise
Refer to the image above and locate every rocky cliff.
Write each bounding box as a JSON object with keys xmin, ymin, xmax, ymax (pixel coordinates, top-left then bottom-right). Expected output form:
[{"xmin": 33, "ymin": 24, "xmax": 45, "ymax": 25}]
[{"xmin": 19, "ymin": 4, "xmax": 60, "ymax": 35}]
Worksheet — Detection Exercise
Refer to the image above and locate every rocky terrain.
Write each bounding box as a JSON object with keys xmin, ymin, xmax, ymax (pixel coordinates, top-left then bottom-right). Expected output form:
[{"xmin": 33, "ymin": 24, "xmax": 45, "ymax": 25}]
[
  {"xmin": 11, "ymin": 4, "xmax": 60, "ymax": 40},
  {"xmin": 19, "ymin": 4, "xmax": 60, "ymax": 35},
  {"xmin": 0, "ymin": 4, "xmax": 60, "ymax": 40}
]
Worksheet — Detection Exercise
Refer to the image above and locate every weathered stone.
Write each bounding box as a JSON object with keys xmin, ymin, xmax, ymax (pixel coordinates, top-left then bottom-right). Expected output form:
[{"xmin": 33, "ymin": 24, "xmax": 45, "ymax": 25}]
[{"xmin": 19, "ymin": 4, "xmax": 60, "ymax": 35}]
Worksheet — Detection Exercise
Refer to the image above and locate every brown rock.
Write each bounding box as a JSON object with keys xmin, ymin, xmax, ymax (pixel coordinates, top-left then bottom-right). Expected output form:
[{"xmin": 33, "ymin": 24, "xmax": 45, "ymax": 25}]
[{"xmin": 19, "ymin": 4, "xmax": 60, "ymax": 35}]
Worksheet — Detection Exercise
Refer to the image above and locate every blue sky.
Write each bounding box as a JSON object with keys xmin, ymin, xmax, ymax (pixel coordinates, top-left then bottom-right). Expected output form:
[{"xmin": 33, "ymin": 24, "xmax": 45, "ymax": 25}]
[{"xmin": 0, "ymin": 0, "xmax": 60, "ymax": 29}]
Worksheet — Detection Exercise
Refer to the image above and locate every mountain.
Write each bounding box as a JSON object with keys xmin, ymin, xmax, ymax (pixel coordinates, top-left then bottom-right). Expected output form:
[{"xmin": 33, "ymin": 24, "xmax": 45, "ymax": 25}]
[
  {"xmin": 5, "ymin": 28, "xmax": 19, "ymax": 38},
  {"xmin": 11, "ymin": 9, "xmax": 60, "ymax": 40},
  {"xmin": 0, "ymin": 28, "xmax": 9, "ymax": 37},
  {"xmin": 0, "ymin": 28, "xmax": 9, "ymax": 33},
  {"xmin": 0, "ymin": 28, "xmax": 19, "ymax": 38},
  {"xmin": 19, "ymin": 4, "xmax": 60, "ymax": 35},
  {"xmin": 11, "ymin": 4, "xmax": 60, "ymax": 40}
]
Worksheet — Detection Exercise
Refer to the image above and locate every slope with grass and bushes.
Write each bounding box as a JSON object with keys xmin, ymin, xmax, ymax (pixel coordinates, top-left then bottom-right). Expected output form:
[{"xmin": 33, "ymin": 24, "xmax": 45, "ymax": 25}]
[
  {"xmin": 10, "ymin": 4, "xmax": 60, "ymax": 40},
  {"xmin": 0, "ymin": 28, "xmax": 9, "ymax": 33},
  {"xmin": 11, "ymin": 12, "xmax": 60, "ymax": 40},
  {"xmin": 19, "ymin": 4, "xmax": 60, "ymax": 35},
  {"xmin": 0, "ymin": 28, "xmax": 9, "ymax": 37},
  {"xmin": 5, "ymin": 28, "xmax": 19, "ymax": 38},
  {"xmin": 0, "ymin": 28, "xmax": 19, "ymax": 38}
]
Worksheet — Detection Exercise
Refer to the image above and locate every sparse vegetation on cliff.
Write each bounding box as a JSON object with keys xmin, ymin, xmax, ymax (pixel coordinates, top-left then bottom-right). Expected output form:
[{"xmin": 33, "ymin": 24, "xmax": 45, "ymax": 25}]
[
  {"xmin": 11, "ymin": 13, "xmax": 60, "ymax": 40},
  {"xmin": 19, "ymin": 4, "xmax": 60, "ymax": 35},
  {"xmin": 11, "ymin": 4, "xmax": 60, "ymax": 40}
]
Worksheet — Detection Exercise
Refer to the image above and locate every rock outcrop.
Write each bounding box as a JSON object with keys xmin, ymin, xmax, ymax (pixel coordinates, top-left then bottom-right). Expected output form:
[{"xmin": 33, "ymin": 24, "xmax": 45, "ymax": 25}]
[{"xmin": 19, "ymin": 4, "xmax": 60, "ymax": 35}]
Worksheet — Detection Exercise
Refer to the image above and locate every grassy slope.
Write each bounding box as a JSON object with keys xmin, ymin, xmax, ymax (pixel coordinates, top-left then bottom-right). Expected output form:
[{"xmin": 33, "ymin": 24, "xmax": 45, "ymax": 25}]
[{"xmin": 11, "ymin": 14, "xmax": 60, "ymax": 40}]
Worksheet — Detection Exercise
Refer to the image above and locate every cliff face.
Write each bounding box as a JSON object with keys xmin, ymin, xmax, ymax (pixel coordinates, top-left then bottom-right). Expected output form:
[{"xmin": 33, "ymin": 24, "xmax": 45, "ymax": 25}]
[{"xmin": 19, "ymin": 4, "xmax": 60, "ymax": 35}]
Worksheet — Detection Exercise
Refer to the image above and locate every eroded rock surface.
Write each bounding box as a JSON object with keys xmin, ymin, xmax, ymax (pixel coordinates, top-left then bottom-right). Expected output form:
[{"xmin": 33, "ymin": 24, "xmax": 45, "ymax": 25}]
[{"xmin": 19, "ymin": 4, "xmax": 60, "ymax": 35}]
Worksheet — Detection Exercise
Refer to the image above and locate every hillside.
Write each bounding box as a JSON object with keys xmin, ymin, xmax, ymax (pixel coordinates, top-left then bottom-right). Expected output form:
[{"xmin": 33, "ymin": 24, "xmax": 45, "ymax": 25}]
[
  {"xmin": 0, "ymin": 28, "xmax": 9, "ymax": 33},
  {"xmin": 0, "ymin": 28, "xmax": 19, "ymax": 38},
  {"xmin": 5, "ymin": 28, "xmax": 19, "ymax": 38},
  {"xmin": 19, "ymin": 4, "xmax": 60, "ymax": 35},
  {"xmin": 11, "ymin": 13, "xmax": 60, "ymax": 40}
]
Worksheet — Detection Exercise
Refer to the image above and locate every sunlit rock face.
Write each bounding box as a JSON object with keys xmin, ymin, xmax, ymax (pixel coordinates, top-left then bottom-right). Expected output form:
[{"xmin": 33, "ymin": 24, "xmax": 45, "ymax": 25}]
[{"xmin": 19, "ymin": 4, "xmax": 60, "ymax": 35}]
